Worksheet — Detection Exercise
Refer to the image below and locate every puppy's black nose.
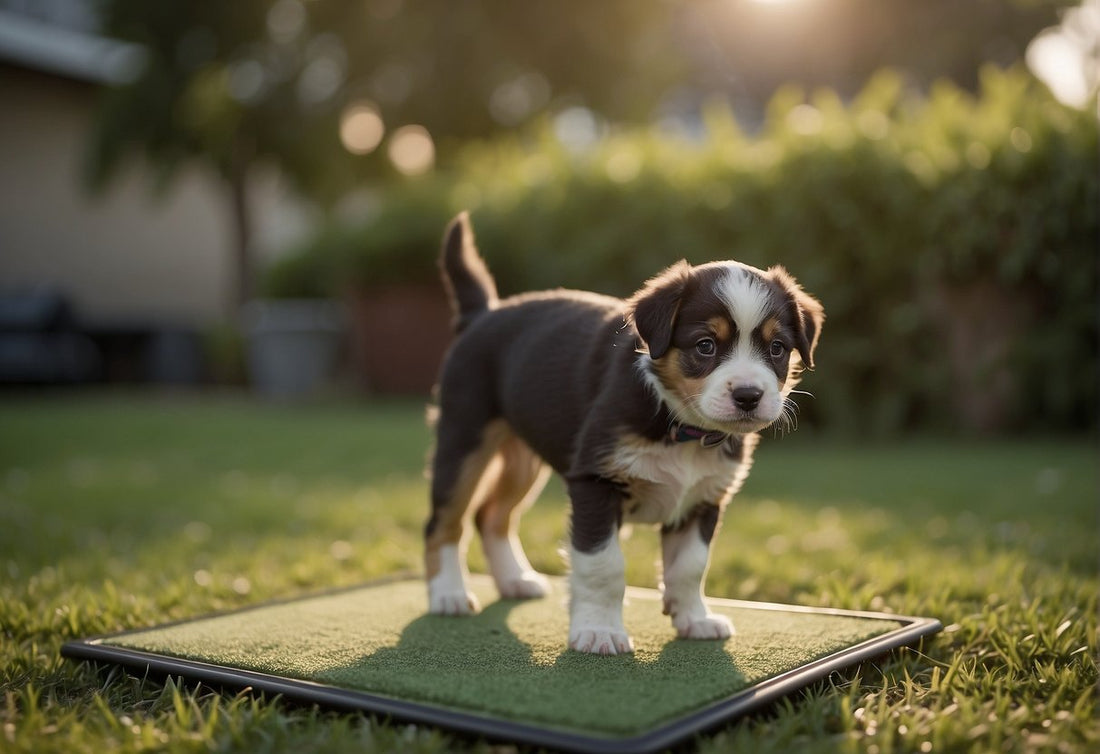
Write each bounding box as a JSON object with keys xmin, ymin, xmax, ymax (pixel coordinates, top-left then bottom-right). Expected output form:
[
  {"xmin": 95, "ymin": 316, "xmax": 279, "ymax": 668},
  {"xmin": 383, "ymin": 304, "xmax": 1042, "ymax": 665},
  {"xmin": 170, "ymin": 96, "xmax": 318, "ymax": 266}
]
[{"xmin": 731, "ymin": 386, "xmax": 763, "ymax": 412}]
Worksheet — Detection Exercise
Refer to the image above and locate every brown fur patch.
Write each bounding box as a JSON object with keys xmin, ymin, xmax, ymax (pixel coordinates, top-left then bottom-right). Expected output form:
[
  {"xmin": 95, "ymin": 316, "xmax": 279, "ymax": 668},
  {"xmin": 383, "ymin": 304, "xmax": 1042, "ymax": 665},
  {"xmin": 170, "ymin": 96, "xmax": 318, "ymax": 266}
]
[
  {"xmin": 761, "ymin": 316, "xmax": 782, "ymax": 344},
  {"xmin": 707, "ymin": 316, "xmax": 732, "ymax": 342},
  {"xmin": 424, "ymin": 419, "xmax": 512, "ymax": 578},
  {"xmin": 654, "ymin": 348, "xmax": 707, "ymax": 405},
  {"xmin": 475, "ymin": 435, "xmax": 548, "ymax": 539}
]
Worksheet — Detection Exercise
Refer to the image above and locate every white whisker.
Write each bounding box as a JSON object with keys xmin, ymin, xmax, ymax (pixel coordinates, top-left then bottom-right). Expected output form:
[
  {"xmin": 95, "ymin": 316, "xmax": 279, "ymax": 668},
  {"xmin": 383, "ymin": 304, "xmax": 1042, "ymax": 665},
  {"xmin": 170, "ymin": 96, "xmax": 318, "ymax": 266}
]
[{"xmin": 770, "ymin": 395, "xmax": 801, "ymax": 437}]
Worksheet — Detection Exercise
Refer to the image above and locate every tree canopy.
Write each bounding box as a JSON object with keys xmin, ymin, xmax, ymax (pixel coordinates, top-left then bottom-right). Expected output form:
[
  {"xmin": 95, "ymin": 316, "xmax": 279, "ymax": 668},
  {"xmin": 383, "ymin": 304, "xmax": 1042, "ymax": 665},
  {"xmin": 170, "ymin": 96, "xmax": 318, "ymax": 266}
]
[{"xmin": 82, "ymin": 0, "xmax": 1071, "ymax": 313}]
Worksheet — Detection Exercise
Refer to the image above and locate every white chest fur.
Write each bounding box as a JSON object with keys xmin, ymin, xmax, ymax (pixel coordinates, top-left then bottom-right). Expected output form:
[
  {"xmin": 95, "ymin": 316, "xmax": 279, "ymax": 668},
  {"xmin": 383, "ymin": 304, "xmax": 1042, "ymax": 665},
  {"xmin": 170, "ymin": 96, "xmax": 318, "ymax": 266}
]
[{"xmin": 604, "ymin": 436, "xmax": 746, "ymax": 526}]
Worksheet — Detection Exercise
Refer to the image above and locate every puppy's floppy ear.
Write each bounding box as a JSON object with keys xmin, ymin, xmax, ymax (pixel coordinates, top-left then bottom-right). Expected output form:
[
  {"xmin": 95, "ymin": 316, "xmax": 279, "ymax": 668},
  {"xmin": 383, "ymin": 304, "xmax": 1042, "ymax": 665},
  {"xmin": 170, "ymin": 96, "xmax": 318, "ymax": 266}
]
[
  {"xmin": 627, "ymin": 260, "xmax": 692, "ymax": 359},
  {"xmin": 769, "ymin": 266, "xmax": 824, "ymax": 370}
]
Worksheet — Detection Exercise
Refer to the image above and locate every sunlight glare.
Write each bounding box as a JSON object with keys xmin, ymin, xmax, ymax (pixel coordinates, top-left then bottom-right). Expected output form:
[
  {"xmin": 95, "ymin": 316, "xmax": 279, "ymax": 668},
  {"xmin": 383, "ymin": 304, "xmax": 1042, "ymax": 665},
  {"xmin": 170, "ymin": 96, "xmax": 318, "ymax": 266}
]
[
  {"xmin": 388, "ymin": 124, "xmax": 435, "ymax": 175},
  {"xmin": 339, "ymin": 102, "xmax": 384, "ymax": 155},
  {"xmin": 1025, "ymin": 0, "xmax": 1099, "ymax": 110}
]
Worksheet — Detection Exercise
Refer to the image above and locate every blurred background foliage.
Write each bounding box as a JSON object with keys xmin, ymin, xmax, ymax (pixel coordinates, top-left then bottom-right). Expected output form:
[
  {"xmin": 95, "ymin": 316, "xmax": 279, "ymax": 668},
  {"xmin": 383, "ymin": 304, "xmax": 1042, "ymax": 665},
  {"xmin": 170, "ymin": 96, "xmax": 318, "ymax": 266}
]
[
  {"xmin": 82, "ymin": 0, "xmax": 1098, "ymax": 435},
  {"xmin": 271, "ymin": 66, "xmax": 1098, "ymax": 436}
]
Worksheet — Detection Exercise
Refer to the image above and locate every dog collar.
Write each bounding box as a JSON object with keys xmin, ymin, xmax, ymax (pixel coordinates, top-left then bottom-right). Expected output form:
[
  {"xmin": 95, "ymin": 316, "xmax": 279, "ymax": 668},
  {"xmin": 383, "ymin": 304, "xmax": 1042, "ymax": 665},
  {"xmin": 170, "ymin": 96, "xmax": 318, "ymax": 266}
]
[{"xmin": 669, "ymin": 423, "xmax": 730, "ymax": 448}]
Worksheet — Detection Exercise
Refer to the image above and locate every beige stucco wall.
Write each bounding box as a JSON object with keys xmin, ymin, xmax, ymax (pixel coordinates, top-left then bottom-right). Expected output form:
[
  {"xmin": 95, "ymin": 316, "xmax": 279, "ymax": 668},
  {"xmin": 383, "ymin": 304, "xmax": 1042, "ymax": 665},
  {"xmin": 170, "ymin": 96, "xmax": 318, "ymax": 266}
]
[{"xmin": 0, "ymin": 65, "xmax": 313, "ymax": 327}]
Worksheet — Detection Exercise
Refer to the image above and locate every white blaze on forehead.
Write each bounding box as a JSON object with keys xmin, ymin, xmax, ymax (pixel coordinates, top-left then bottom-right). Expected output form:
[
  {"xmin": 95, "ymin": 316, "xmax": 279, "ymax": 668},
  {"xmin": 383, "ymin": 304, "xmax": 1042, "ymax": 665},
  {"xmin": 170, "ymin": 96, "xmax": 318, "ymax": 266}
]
[
  {"xmin": 716, "ymin": 265, "xmax": 771, "ymax": 342},
  {"xmin": 692, "ymin": 264, "xmax": 785, "ymax": 429}
]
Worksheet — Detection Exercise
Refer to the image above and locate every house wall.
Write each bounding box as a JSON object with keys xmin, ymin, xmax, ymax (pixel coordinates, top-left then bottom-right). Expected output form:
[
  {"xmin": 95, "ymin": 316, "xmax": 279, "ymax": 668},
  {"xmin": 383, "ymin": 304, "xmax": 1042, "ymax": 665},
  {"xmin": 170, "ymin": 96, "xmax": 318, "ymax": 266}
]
[{"xmin": 0, "ymin": 65, "xmax": 313, "ymax": 328}]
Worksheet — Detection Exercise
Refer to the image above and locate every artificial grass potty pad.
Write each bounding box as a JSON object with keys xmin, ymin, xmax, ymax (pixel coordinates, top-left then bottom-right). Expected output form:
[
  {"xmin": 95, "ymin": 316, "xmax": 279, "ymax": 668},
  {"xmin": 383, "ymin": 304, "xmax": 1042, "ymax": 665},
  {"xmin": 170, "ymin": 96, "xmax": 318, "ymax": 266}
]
[{"xmin": 63, "ymin": 574, "xmax": 940, "ymax": 753}]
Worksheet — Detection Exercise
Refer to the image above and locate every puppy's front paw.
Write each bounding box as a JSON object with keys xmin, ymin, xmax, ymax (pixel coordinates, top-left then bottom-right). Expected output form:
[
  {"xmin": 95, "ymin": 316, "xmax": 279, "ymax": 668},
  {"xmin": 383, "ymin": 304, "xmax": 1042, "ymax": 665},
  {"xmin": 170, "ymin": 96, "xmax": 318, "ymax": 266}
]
[
  {"xmin": 497, "ymin": 571, "xmax": 550, "ymax": 600},
  {"xmin": 428, "ymin": 589, "xmax": 481, "ymax": 616},
  {"xmin": 676, "ymin": 613, "xmax": 734, "ymax": 640},
  {"xmin": 569, "ymin": 627, "xmax": 634, "ymax": 655}
]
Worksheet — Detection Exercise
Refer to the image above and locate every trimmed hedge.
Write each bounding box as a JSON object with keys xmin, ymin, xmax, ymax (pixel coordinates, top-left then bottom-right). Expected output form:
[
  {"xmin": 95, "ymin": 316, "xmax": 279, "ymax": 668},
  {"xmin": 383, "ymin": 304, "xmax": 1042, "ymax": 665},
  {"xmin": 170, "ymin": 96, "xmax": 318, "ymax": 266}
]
[{"xmin": 272, "ymin": 66, "xmax": 1098, "ymax": 434}]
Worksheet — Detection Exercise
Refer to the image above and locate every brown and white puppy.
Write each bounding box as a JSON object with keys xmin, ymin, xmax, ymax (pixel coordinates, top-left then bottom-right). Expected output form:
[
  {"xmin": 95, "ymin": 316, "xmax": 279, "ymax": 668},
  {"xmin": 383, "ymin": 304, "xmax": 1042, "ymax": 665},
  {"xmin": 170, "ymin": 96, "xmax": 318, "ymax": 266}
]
[{"xmin": 425, "ymin": 212, "xmax": 824, "ymax": 655}]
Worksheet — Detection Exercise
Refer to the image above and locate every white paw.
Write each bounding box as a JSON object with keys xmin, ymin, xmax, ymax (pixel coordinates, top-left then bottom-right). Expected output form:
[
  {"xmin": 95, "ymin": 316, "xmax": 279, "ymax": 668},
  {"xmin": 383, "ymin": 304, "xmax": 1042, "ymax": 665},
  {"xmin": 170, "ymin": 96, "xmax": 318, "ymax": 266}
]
[
  {"xmin": 497, "ymin": 572, "xmax": 550, "ymax": 600},
  {"xmin": 569, "ymin": 627, "xmax": 634, "ymax": 655},
  {"xmin": 428, "ymin": 589, "xmax": 481, "ymax": 616},
  {"xmin": 676, "ymin": 613, "xmax": 734, "ymax": 640}
]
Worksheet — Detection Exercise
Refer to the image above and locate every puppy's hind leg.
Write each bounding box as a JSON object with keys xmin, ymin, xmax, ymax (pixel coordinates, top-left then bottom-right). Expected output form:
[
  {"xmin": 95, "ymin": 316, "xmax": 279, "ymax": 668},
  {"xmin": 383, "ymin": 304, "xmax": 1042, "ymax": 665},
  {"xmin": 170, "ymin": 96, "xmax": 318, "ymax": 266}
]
[
  {"xmin": 475, "ymin": 434, "xmax": 551, "ymax": 601},
  {"xmin": 426, "ymin": 418, "xmax": 508, "ymax": 616}
]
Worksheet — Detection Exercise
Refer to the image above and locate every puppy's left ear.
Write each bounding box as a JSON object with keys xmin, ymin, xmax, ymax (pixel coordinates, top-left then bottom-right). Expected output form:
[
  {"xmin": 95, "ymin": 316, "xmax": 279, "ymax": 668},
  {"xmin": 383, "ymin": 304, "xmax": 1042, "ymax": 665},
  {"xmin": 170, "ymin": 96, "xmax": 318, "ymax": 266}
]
[
  {"xmin": 769, "ymin": 266, "xmax": 825, "ymax": 370},
  {"xmin": 627, "ymin": 260, "xmax": 692, "ymax": 359}
]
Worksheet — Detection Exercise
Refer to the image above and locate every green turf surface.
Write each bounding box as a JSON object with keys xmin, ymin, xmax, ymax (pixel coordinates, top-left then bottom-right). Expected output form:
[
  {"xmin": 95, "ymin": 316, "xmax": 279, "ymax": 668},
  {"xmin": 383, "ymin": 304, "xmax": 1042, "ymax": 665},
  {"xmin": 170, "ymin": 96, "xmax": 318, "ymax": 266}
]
[
  {"xmin": 1, "ymin": 395, "xmax": 1097, "ymax": 753},
  {"xmin": 82, "ymin": 576, "xmax": 914, "ymax": 741}
]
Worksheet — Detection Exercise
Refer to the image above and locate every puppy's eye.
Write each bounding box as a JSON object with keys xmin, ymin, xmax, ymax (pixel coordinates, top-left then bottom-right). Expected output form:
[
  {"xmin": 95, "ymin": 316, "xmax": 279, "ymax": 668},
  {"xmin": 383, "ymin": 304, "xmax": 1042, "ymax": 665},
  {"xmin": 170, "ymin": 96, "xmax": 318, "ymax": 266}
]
[
  {"xmin": 769, "ymin": 340, "xmax": 788, "ymax": 359},
  {"xmin": 696, "ymin": 338, "xmax": 717, "ymax": 356}
]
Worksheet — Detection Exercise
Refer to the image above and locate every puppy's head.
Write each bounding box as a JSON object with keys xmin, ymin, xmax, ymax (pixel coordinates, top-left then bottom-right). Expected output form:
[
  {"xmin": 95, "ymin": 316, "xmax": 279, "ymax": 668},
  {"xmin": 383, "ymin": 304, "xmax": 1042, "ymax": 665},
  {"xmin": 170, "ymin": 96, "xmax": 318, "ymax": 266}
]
[{"xmin": 628, "ymin": 260, "xmax": 824, "ymax": 435}]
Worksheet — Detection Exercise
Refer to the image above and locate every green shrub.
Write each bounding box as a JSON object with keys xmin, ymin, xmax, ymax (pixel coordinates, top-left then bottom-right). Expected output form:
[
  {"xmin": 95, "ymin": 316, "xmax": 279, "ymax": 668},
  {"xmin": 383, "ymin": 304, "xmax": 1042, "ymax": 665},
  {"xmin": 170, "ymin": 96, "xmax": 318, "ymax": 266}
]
[
  {"xmin": 331, "ymin": 186, "xmax": 456, "ymax": 290},
  {"xmin": 265, "ymin": 186, "xmax": 455, "ymax": 295},
  {"xmin": 258, "ymin": 247, "xmax": 336, "ymax": 299},
  {"xmin": 275, "ymin": 65, "xmax": 1098, "ymax": 434}
]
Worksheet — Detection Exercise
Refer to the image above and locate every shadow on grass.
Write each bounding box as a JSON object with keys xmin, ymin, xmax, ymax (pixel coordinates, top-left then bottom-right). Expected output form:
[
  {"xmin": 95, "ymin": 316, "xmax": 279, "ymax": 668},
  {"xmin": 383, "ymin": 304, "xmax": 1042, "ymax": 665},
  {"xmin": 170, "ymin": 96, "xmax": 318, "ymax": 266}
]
[{"xmin": 322, "ymin": 598, "xmax": 744, "ymax": 739}]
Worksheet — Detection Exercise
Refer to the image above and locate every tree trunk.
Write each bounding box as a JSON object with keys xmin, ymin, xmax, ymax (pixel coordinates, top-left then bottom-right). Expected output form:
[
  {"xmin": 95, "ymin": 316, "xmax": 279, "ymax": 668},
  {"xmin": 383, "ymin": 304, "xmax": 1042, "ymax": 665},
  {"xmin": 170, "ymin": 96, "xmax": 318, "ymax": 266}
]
[{"xmin": 226, "ymin": 141, "xmax": 253, "ymax": 321}]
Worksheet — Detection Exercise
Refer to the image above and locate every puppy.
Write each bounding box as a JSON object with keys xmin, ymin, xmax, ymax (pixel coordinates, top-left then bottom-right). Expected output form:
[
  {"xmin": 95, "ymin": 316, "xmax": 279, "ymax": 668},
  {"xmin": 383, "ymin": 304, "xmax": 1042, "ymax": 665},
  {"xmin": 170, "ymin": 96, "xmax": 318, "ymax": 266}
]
[{"xmin": 425, "ymin": 213, "xmax": 823, "ymax": 655}]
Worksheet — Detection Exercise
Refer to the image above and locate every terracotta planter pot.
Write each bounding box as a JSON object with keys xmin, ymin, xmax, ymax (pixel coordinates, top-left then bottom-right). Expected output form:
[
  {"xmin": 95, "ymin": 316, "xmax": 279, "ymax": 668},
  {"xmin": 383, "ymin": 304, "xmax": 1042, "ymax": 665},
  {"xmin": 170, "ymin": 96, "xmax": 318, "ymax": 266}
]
[{"xmin": 345, "ymin": 283, "xmax": 452, "ymax": 395}]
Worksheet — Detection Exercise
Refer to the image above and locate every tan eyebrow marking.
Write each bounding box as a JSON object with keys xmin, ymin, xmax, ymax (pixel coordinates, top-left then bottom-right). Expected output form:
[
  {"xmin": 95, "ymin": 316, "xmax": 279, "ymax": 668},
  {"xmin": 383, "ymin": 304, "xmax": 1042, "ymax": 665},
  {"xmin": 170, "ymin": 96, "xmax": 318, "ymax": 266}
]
[
  {"xmin": 761, "ymin": 316, "xmax": 782, "ymax": 343},
  {"xmin": 707, "ymin": 316, "xmax": 732, "ymax": 341}
]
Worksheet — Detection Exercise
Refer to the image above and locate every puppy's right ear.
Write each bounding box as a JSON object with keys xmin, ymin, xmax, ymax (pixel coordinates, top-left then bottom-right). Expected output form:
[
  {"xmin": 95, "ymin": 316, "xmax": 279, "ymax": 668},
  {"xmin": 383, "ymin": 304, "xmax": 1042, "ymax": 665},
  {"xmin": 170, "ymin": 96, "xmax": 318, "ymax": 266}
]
[{"xmin": 627, "ymin": 260, "xmax": 692, "ymax": 359}]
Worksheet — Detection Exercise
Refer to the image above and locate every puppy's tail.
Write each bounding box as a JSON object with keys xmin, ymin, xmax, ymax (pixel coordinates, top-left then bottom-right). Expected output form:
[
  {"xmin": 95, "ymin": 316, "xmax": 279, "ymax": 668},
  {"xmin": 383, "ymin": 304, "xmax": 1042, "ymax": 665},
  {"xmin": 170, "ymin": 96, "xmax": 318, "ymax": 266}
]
[{"xmin": 439, "ymin": 211, "xmax": 498, "ymax": 334}]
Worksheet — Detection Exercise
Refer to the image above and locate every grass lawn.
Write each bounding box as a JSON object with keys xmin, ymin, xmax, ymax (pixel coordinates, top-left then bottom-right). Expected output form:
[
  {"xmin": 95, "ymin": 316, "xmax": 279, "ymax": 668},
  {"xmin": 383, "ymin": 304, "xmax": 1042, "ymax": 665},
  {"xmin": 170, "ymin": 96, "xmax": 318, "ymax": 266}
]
[{"xmin": 1, "ymin": 393, "xmax": 1096, "ymax": 753}]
